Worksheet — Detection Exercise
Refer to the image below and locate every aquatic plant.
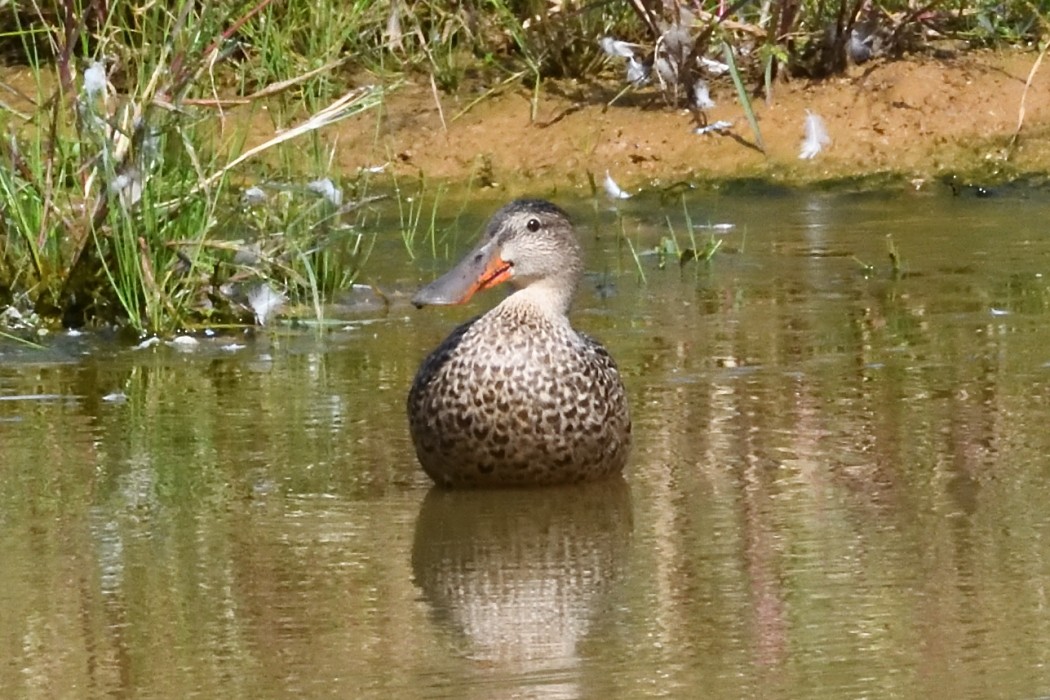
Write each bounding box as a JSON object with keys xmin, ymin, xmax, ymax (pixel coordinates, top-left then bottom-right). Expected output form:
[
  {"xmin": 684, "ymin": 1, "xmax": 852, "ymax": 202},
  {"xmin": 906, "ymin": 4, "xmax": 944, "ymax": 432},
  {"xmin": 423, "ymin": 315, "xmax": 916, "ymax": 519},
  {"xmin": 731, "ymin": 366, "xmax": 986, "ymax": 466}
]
[
  {"xmin": 650, "ymin": 196, "xmax": 728, "ymax": 270},
  {"xmin": 392, "ymin": 173, "xmax": 451, "ymax": 260},
  {"xmin": 613, "ymin": 212, "xmax": 647, "ymax": 285}
]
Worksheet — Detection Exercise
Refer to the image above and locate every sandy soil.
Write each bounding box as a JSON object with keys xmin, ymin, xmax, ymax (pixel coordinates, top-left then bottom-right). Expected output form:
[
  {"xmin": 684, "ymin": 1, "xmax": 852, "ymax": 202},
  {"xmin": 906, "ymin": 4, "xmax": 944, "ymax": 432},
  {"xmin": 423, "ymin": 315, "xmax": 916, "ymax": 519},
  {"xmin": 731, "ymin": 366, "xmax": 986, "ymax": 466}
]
[{"xmin": 332, "ymin": 49, "xmax": 1050, "ymax": 192}]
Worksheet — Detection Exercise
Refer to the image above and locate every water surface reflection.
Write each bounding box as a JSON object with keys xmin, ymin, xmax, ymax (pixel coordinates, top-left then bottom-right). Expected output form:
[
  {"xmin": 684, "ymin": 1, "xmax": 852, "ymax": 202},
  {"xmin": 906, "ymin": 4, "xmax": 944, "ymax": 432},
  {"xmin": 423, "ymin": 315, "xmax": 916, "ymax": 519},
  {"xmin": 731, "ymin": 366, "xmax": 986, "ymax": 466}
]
[
  {"xmin": 412, "ymin": 480, "xmax": 631, "ymax": 694},
  {"xmin": 5, "ymin": 188, "xmax": 1050, "ymax": 698}
]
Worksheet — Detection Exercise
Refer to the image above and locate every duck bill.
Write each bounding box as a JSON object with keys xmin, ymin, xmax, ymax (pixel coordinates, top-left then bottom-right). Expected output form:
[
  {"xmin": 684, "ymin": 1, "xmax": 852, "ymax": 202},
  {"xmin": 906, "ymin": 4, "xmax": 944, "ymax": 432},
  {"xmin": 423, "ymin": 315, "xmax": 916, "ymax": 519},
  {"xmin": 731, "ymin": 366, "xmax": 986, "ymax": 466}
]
[{"xmin": 412, "ymin": 240, "xmax": 513, "ymax": 308}]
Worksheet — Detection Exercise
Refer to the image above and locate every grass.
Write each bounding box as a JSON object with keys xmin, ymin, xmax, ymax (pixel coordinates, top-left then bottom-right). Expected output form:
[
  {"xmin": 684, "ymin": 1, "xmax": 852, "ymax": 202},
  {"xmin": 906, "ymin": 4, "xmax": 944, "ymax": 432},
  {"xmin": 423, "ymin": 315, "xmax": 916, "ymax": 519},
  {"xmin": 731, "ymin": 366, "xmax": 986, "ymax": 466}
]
[
  {"xmin": 614, "ymin": 212, "xmax": 647, "ymax": 285},
  {"xmin": 0, "ymin": 0, "xmax": 1044, "ymax": 332},
  {"xmin": 607, "ymin": 193, "xmax": 728, "ymax": 283},
  {"xmin": 393, "ymin": 173, "xmax": 449, "ymax": 260},
  {"xmin": 724, "ymin": 41, "xmax": 764, "ymax": 154},
  {"xmin": 642, "ymin": 195, "xmax": 727, "ymax": 271},
  {"xmin": 0, "ymin": 0, "xmax": 392, "ymax": 334},
  {"xmin": 391, "ymin": 169, "xmax": 495, "ymax": 262},
  {"xmin": 851, "ymin": 234, "xmax": 903, "ymax": 277}
]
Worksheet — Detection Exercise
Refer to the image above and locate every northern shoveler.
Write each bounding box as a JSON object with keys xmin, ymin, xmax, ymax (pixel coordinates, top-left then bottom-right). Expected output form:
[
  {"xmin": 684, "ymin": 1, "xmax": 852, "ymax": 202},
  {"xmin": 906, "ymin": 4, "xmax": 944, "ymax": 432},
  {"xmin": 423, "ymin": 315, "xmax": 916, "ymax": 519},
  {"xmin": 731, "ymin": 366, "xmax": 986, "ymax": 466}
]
[{"xmin": 407, "ymin": 199, "xmax": 631, "ymax": 487}]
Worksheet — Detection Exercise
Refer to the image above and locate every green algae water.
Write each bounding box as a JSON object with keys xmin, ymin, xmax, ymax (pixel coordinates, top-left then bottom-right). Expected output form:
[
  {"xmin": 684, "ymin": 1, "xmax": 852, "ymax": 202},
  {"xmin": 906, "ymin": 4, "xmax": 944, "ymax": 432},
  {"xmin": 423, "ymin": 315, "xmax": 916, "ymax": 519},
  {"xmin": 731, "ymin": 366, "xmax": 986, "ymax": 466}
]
[{"xmin": 4, "ymin": 185, "xmax": 1050, "ymax": 698}]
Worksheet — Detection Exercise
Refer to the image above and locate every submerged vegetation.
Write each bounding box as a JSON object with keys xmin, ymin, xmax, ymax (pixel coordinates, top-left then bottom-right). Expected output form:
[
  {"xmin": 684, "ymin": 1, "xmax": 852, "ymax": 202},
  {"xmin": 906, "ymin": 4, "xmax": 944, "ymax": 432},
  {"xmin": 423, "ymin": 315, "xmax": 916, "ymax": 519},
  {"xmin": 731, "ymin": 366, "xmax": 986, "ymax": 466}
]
[{"xmin": 0, "ymin": 0, "xmax": 1046, "ymax": 333}]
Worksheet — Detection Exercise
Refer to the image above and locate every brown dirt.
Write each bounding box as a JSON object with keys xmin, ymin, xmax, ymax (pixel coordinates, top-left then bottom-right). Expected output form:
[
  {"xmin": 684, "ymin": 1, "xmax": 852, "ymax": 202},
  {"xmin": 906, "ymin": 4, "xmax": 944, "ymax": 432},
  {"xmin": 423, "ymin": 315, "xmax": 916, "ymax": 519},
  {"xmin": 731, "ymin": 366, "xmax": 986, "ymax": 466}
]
[{"xmin": 332, "ymin": 48, "xmax": 1050, "ymax": 192}]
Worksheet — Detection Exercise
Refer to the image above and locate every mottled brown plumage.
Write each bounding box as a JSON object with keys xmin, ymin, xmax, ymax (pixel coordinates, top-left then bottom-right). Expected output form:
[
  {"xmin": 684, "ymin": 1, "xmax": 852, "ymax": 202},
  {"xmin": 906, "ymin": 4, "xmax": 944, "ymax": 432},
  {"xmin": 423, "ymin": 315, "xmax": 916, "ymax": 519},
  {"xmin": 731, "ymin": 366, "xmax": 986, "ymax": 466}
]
[{"xmin": 407, "ymin": 199, "xmax": 631, "ymax": 487}]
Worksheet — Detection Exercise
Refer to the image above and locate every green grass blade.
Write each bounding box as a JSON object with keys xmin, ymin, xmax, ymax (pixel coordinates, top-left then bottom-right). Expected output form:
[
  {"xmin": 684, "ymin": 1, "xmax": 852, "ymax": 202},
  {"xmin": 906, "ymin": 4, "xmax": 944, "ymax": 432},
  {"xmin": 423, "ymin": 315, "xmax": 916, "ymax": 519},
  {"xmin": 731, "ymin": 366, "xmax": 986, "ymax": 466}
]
[{"xmin": 723, "ymin": 41, "xmax": 765, "ymax": 154}]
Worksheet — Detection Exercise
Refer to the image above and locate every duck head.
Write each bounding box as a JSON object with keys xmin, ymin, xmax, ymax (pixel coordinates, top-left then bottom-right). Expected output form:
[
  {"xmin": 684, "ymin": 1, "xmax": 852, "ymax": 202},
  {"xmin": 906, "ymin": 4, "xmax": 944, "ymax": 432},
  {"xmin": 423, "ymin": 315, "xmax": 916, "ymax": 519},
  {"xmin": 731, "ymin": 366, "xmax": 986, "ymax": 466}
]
[{"xmin": 412, "ymin": 199, "xmax": 583, "ymax": 313}]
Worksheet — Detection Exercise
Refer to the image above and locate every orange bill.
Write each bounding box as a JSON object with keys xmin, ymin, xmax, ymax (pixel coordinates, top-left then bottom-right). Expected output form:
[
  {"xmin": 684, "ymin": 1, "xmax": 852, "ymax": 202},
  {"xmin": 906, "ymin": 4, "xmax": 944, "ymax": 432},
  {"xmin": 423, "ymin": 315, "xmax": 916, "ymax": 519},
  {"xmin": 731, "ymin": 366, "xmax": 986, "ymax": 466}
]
[{"xmin": 412, "ymin": 239, "xmax": 513, "ymax": 307}]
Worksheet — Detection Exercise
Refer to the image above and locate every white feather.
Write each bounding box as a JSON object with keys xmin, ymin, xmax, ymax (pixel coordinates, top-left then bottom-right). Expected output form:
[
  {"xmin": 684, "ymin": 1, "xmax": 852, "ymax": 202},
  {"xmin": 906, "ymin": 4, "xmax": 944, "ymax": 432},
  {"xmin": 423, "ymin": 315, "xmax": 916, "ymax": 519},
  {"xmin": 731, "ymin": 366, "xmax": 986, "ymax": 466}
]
[
  {"xmin": 653, "ymin": 55, "xmax": 677, "ymax": 86},
  {"xmin": 692, "ymin": 79, "xmax": 716, "ymax": 110},
  {"xmin": 307, "ymin": 177, "xmax": 343, "ymax": 206},
  {"xmin": 799, "ymin": 111, "xmax": 831, "ymax": 160},
  {"xmin": 247, "ymin": 283, "xmax": 286, "ymax": 326},
  {"xmin": 694, "ymin": 120, "xmax": 733, "ymax": 135},
  {"xmin": 626, "ymin": 56, "xmax": 649, "ymax": 86},
  {"xmin": 603, "ymin": 171, "xmax": 631, "ymax": 200},
  {"xmin": 699, "ymin": 57, "xmax": 730, "ymax": 75},
  {"xmin": 848, "ymin": 29, "xmax": 874, "ymax": 63},
  {"xmin": 83, "ymin": 62, "xmax": 107, "ymax": 98},
  {"xmin": 241, "ymin": 185, "xmax": 267, "ymax": 207},
  {"xmin": 599, "ymin": 36, "xmax": 637, "ymax": 60}
]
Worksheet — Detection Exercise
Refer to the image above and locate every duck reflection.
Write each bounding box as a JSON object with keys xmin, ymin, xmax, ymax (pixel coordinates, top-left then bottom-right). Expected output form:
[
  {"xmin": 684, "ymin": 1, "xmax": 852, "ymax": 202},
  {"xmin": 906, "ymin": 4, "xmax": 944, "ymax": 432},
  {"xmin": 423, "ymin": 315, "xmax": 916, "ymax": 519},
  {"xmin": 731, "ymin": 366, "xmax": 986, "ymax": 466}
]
[{"xmin": 412, "ymin": 478, "xmax": 632, "ymax": 668}]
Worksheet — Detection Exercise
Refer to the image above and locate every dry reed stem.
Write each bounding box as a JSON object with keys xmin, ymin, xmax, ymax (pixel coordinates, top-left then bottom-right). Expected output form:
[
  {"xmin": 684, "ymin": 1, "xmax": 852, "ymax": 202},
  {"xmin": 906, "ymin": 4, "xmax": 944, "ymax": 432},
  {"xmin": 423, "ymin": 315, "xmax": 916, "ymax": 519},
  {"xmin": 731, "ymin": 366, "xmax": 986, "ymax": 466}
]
[
  {"xmin": 1012, "ymin": 41, "xmax": 1049, "ymax": 148},
  {"xmin": 160, "ymin": 83, "xmax": 392, "ymax": 208}
]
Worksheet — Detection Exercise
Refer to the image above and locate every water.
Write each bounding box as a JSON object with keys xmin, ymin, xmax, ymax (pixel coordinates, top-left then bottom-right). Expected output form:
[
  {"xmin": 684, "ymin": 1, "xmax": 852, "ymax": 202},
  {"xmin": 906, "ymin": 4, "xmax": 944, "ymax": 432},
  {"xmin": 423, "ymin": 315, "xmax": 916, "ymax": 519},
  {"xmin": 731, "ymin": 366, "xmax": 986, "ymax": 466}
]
[{"xmin": 4, "ymin": 185, "xmax": 1050, "ymax": 698}]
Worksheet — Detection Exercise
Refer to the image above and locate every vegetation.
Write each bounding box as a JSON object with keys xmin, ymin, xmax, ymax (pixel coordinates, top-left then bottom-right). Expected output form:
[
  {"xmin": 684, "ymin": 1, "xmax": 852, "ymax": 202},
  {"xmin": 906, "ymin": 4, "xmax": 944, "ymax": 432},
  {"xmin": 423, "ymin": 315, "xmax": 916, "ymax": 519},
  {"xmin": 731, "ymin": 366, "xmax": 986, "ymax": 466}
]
[{"xmin": 0, "ymin": 0, "xmax": 1045, "ymax": 333}]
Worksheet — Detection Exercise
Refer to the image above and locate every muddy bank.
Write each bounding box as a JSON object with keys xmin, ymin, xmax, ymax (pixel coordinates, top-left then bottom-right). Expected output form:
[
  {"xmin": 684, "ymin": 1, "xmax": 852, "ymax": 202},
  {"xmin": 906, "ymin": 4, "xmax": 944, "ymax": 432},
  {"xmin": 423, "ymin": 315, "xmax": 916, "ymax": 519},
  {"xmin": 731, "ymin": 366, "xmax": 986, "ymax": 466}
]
[{"xmin": 332, "ymin": 49, "xmax": 1050, "ymax": 192}]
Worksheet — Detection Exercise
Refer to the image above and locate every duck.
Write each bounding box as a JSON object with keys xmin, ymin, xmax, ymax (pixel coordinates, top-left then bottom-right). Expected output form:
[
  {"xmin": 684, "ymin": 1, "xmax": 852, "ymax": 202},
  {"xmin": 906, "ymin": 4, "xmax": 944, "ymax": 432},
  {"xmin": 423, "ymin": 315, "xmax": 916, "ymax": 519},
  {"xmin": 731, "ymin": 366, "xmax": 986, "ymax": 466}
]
[{"xmin": 407, "ymin": 199, "xmax": 631, "ymax": 487}]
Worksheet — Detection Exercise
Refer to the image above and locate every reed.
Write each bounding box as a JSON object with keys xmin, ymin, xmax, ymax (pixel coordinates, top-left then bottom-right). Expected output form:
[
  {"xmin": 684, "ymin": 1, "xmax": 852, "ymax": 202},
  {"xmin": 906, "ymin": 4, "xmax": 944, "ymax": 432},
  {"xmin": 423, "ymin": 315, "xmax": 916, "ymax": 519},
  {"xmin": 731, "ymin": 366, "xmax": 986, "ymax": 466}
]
[
  {"xmin": 615, "ymin": 213, "xmax": 647, "ymax": 285},
  {"xmin": 392, "ymin": 174, "xmax": 451, "ymax": 260},
  {"xmin": 0, "ymin": 0, "xmax": 389, "ymax": 332}
]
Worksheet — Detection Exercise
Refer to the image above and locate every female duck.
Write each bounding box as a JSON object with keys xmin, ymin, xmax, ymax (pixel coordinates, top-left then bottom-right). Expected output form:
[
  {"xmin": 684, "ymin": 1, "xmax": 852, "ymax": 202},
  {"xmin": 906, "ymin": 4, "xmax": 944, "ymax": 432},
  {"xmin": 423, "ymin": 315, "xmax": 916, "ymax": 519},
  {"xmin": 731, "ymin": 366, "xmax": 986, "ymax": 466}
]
[{"xmin": 407, "ymin": 199, "xmax": 631, "ymax": 487}]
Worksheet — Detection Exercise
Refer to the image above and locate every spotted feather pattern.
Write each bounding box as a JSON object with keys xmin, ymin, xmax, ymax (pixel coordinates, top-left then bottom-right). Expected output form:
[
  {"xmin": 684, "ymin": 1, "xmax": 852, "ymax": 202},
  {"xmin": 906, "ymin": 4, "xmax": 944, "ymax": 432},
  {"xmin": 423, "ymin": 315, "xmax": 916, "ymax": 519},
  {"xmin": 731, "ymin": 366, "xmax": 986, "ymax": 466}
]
[{"xmin": 408, "ymin": 297, "xmax": 631, "ymax": 487}]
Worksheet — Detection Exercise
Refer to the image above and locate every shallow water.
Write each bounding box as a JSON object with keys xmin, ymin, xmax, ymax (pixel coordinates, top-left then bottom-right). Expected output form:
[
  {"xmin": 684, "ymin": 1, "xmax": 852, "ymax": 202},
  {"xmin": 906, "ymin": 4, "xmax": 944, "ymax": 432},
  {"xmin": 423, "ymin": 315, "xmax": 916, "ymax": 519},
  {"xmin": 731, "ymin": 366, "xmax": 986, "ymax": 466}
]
[{"xmin": 5, "ymin": 185, "xmax": 1050, "ymax": 698}]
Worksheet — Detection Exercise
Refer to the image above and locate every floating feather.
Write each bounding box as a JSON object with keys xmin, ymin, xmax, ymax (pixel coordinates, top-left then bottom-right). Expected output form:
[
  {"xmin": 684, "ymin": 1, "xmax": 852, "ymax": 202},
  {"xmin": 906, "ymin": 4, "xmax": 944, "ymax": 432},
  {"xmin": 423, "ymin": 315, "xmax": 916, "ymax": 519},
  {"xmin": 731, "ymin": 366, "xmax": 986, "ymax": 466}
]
[
  {"xmin": 798, "ymin": 111, "xmax": 831, "ymax": 160},
  {"xmin": 603, "ymin": 171, "xmax": 631, "ymax": 200},
  {"xmin": 169, "ymin": 335, "xmax": 200, "ymax": 349}
]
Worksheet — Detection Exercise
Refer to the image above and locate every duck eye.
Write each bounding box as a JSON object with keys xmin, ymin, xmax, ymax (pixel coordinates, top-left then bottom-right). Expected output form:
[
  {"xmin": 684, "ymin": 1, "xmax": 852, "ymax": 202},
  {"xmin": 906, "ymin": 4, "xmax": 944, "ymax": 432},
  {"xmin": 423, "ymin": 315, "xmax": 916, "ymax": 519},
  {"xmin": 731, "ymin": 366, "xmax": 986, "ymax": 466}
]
[{"xmin": 526, "ymin": 218, "xmax": 541, "ymax": 232}]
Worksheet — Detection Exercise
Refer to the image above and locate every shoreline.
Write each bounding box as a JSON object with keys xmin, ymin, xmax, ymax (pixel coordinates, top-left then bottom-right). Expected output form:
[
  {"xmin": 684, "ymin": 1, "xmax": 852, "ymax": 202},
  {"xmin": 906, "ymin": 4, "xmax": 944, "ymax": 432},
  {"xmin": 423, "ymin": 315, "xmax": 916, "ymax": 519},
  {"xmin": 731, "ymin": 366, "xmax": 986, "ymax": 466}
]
[{"xmin": 329, "ymin": 49, "xmax": 1050, "ymax": 193}]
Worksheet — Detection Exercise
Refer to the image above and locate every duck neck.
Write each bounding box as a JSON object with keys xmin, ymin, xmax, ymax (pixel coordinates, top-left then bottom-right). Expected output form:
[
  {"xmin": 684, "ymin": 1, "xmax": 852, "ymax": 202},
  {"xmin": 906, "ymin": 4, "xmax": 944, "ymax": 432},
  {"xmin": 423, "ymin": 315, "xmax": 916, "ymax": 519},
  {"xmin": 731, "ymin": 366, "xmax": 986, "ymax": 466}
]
[{"xmin": 505, "ymin": 277, "xmax": 577, "ymax": 319}]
